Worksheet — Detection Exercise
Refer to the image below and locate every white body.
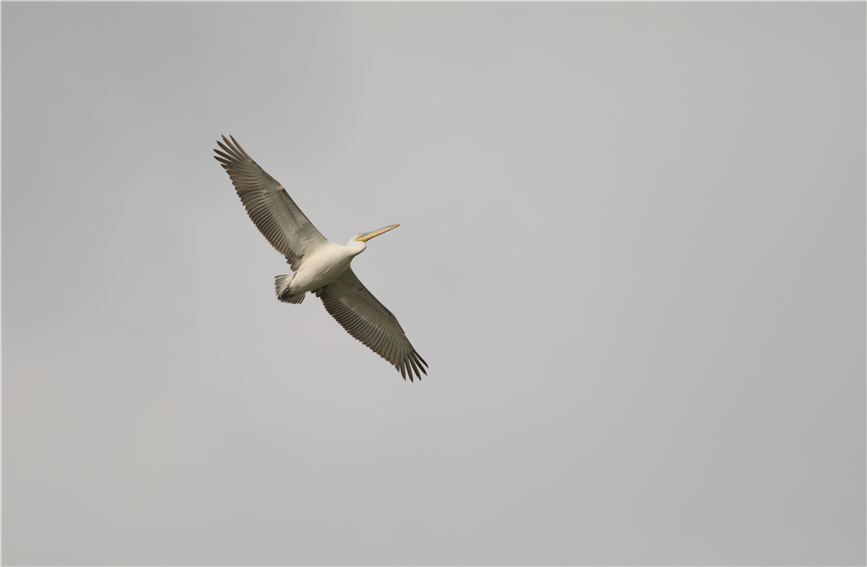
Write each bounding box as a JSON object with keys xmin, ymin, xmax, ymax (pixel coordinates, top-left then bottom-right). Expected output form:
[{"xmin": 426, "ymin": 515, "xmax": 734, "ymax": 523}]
[{"xmin": 283, "ymin": 241, "xmax": 366, "ymax": 294}]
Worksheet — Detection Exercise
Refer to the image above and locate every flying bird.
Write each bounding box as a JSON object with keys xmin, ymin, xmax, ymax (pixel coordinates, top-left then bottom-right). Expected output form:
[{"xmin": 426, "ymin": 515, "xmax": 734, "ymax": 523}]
[{"xmin": 213, "ymin": 136, "xmax": 428, "ymax": 381}]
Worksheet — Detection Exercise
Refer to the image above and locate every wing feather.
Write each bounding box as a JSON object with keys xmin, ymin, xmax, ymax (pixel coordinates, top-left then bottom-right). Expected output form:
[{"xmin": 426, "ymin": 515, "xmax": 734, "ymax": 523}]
[
  {"xmin": 214, "ymin": 135, "xmax": 328, "ymax": 267},
  {"xmin": 316, "ymin": 268, "xmax": 428, "ymax": 381}
]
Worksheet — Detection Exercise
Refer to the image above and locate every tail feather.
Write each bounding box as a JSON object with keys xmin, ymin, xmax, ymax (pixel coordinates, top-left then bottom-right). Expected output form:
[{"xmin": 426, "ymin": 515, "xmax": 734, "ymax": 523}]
[{"xmin": 275, "ymin": 274, "xmax": 305, "ymax": 304}]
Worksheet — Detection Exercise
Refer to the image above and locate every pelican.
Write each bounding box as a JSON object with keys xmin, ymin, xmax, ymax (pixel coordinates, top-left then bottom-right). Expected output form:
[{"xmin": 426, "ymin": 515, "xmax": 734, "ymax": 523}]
[{"xmin": 213, "ymin": 136, "xmax": 428, "ymax": 381}]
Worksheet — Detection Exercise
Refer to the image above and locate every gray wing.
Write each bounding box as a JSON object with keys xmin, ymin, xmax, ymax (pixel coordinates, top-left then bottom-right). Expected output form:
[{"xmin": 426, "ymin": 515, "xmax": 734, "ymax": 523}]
[
  {"xmin": 214, "ymin": 135, "xmax": 328, "ymax": 269},
  {"xmin": 315, "ymin": 267, "xmax": 428, "ymax": 381}
]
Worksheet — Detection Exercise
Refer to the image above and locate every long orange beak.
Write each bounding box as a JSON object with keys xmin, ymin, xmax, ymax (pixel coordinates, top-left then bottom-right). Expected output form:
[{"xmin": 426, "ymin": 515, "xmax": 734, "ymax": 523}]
[{"xmin": 355, "ymin": 223, "xmax": 400, "ymax": 242}]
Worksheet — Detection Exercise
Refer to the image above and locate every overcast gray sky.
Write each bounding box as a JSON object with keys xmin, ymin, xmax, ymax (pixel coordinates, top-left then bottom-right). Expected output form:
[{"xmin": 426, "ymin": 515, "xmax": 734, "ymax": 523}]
[{"xmin": 3, "ymin": 2, "xmax": 865, "ymax": 565}]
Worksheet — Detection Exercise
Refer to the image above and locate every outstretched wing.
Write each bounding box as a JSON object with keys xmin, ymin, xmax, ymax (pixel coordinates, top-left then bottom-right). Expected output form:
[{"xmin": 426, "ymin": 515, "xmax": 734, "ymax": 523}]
[
  {"xmin": 316, "ymin": 268, "xmax": 428, "ymax": 381},
  {"xmin": 214, "ymin": 135, "xmax": 328, "ymax": 269}
]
